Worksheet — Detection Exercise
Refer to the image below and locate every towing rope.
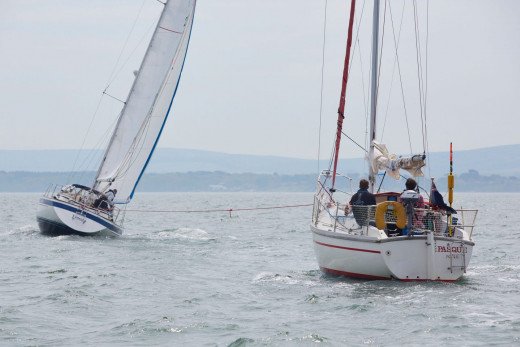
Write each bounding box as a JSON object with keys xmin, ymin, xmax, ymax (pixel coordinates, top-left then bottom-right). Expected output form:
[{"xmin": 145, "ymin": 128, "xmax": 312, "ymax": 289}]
[{"xmin": 125, "ymin": 203, "xmax": 313, "ymax": 217}]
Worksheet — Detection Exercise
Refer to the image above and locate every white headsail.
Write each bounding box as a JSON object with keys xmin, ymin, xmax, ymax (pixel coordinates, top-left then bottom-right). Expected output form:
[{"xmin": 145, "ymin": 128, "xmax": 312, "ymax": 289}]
[{"xmin": 94, "ymin": 0, "xmax": 196, "ymax": 203}]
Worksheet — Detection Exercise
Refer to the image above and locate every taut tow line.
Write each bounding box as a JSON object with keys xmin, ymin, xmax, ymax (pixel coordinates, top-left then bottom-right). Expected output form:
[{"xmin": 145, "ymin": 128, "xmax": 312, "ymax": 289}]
[{"xmin": 125, "ymin": 203, "xmax": 313, "ymax": 218}]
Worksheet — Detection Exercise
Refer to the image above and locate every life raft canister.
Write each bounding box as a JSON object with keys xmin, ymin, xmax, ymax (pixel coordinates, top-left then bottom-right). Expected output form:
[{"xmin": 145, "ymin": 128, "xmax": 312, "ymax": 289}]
[{"xmin": 375, "ymin": 201, "xmax": 407, "ymax": 230}]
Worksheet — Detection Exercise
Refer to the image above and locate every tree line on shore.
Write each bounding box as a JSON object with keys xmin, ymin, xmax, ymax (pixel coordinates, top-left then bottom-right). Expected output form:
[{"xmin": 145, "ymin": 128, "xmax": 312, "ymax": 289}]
[{"xmin": 0, "ymin": 169, "xmax": 518, "ymax": 193}]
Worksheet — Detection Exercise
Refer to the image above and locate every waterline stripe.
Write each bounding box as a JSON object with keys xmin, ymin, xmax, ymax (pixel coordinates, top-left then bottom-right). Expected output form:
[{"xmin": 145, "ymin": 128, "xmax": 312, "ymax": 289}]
[{"xmin": 314, "ymin": 241, "xmax": 381, "ymax": 254}]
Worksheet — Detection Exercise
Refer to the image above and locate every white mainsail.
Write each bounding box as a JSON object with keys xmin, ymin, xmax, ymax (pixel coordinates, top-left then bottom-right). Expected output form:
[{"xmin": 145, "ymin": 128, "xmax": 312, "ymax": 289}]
[
  {"xmin": 94, "ymin": 0, "xmax": 196, "ymax": 203},
  {"xmin": 370, "ymin": 141, "xmax": 426, "ymax": 180}
]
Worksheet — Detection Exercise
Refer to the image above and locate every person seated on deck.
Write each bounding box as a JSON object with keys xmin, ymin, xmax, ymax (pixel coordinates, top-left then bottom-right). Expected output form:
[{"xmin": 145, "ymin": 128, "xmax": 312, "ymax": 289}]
[
  {"xmin": 93, "ymin": 189, "xmax": 117, "ymax": 211},
  {"xmin": 346, "ymin": 179, "xmax": 376, "ymax": 227},
  {"xmin": 400, "ymin": 178, "xmax": 425, "ymax": 230}
]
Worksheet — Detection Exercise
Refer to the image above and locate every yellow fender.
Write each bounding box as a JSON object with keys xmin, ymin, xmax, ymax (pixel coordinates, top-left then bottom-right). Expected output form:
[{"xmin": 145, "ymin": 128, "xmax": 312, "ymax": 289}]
[{"xmin": 375, "ymin": 201, "xmax": 407, "ymax": 230}]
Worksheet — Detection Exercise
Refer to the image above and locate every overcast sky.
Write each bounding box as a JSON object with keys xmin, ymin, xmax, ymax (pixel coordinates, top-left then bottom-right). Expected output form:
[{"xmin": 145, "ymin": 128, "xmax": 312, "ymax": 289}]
[{"xmin": 0, "ymin": 0, "xmax": 519, "ymax": 161}]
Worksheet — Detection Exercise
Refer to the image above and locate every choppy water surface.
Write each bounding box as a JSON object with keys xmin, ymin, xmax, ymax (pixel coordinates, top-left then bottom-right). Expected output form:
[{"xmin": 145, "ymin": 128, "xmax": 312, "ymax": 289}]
[{"xmin": 0, "ymin": 192, "xmax": 519, "ymax": 346}]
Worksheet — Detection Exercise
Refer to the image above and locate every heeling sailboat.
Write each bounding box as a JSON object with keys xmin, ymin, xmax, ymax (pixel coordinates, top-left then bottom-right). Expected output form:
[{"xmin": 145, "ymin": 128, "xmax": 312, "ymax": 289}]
[
  {"xmin": 37, "ymin": 0, "xmax": 197, "ymax": 236},
  {"xmin": 311, "ymin": 0, "xmax": 478, "ymax": 281}
]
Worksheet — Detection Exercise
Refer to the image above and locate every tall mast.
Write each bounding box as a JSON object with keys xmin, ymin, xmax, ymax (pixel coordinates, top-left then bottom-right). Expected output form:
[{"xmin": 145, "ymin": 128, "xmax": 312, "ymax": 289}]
[
  {"xmin": 331, "ymin": 0, "xmax": 356, "ymax": 189},
  {"xmin": 368, "ymin": 0, "xmax": 380, "ymax": 192}
]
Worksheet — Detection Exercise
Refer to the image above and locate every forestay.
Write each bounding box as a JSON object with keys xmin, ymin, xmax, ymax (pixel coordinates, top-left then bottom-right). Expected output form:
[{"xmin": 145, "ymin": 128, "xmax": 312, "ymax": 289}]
[{"xmin": 94, "ymin": 0, "xmax": 196, "ymax": 203}]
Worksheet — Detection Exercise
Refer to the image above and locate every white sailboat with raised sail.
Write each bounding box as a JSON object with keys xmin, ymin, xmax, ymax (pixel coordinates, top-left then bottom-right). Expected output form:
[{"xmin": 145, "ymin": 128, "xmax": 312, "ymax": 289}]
[
  {"xmin": 311, "ymin": 0, "xmax": 478, "ymax": 281},
  {"xmin": 37, "ymin": 0, "xmax": 197, "ymax": 236}
]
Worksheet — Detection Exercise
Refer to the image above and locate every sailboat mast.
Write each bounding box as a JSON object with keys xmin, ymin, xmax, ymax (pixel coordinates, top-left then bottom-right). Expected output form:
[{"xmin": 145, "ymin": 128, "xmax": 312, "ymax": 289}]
[
  {"xmin": 331, "ymin": 0, "xmax": 356, "ymax": 189},
  {"xmin": 368, "ymin": 0, "xmax": 380, "ymax": 193}
]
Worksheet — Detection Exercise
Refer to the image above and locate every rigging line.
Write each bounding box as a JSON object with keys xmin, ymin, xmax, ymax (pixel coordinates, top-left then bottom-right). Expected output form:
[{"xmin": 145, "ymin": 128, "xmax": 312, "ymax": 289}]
[
  {"xmin": 341, "ymin": 130, "xmax": 368, "ymax": 153},
  {"xmin": 328, "ymin": 1, "xmax": 366, "ymax": 177},
  {"xmin": 357, "ymin": 37, "xmax": 369, "ymax": 148},
  {"xmin": 376, "ymin": 171, "xmax": 386, "ymax": 193},
  {"xmin": 378, "ymin": 0, "xmax": 391, "ymax": 142},
  {"xmin": 424, "ymin": 0, "xmax": 431, "ymax": 178},
  {"xmin": 359, "ymin": 40, "xmax": 369, "ymax": 175},
  {"xmin": 412, "ymin": 0, "xmax": 426, "ymax": 152},
  {"xmin": 76, "ymin": 2, "xmax": 151, "ymax": 187},
  {"xmin": 66, "ymin": 93, "xmax": 105, "ymax": 185},
  {"xmin": 106, "ymin": 20, "xmax": 157, "ymax": 92},
  {"xmin": 327, "ymin": 137, "xmax": 335, "ymax": 172},
  {"xmin": 388, "ymin": 1, "xmax": 412, "ymax": 154},
  {"xmin": 380, "ymin": 1, "xmax": 406, "ymax": 146},
  {"xmin": 317, "ymin": 0, "xmax": 328, "ymax": 175},
  {"xmin": 375, "ymin": 0, "xmax": 388, "ymax": 118},
  {"xmin": 331, "ymin": 0, "xmax": 356, "ymax": 188},
  {"xmin": 76, "ymin": 114, "xmax": 121, "ymax": 175},
  {"xmin": 347, "ymin": 0, "xmax": 366, "ymax": 79},
  {"xmin": 105, "ymin": 0, "xmax": 147, "ymax": 88},
  {"xmin": 415, "ymin": 1, "xmax": 426, "ymax": 152},
  {"xmin": 103, "ymin": 91, "xmax": 126, "ymax": 104},
  {"xmin": 349, "ymin": 0, "xmax": 368, "ymax": 150},
  {"xmin": 159, "ymin": 26, "xmax": 183, "ymax": 34}
]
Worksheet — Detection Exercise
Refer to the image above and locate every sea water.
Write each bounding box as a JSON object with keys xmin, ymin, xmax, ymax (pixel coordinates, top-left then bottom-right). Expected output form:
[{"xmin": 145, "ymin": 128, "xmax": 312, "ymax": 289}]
[{"xmin": 0, "ymin": 192, "xmax": 519, "ymax": 346}]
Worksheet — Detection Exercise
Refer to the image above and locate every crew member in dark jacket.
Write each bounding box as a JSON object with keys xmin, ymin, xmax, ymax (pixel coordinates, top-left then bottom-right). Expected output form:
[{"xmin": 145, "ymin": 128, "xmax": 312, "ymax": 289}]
[
  {"xmin": 348, "ymin": 179, "xmax": 376, "ymax": 226},
  {"xmin": 349, "ymin": 179, "xmax": 376, "ymax": 206}
]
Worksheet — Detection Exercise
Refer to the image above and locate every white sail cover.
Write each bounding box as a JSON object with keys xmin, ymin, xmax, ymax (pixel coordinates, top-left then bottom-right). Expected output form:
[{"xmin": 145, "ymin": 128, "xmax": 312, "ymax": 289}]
[
  {"xmin": 94, "ymin": 0, "xmax": 196, "ymax": 203},
  {"xmin": 370, "ymin": 141, "xmax": 426, "ymax": 180}
]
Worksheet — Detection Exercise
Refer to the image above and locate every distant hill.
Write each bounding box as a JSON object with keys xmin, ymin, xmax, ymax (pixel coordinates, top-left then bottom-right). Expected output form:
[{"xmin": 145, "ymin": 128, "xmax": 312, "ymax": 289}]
[
  {"xmin": 1, "ymin": 170, "xmax": 519, "ymax": 193},
  {"xmin": 1, "ymin": 144, "xmax": 519, "ymax": 177}
]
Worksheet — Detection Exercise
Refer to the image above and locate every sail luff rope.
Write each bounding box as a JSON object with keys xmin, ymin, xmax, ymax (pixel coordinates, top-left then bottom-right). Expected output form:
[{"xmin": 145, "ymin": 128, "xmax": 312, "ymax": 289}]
[
  {"xmin": 331, "ymin": 0, "xmax": 357, "ymax": 189},
  {"xmin": 317, "ymin": 0, "xmax": 328, "ymax": 175}
]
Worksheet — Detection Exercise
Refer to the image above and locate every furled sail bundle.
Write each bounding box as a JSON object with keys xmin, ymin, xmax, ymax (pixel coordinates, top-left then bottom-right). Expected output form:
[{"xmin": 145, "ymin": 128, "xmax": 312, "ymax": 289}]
[
  {"xmin": 370, "ymin": 141, "xmax": 426, "ymax": 180},
  {"xmin": 95, "ymin": 0, "xmax": 196, "ymax": 203}
]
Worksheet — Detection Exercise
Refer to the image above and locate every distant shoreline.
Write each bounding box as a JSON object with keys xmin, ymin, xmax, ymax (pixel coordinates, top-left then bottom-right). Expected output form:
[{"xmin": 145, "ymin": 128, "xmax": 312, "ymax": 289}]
[{"xmin": 1, "ymin": 170, "xmax": 518, "ymax": 193}]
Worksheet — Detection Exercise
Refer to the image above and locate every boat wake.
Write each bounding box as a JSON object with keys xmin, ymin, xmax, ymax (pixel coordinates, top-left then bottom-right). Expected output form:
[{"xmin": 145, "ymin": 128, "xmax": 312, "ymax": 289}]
[
  {"xmin": 128, "ymin": 227, "xmax": 216, "ymax": 242},
  {"xmin": 252, "ymin": 271, "xmax": 322, "ymax": 287},
  {"xmin": 252, "ymin": 272, "xmax": 300, "ymax": 285},
  {"xmin": 4, "ymin": 224, "xmax": 39, "ymax": 236},
  {"xmin": 159, "ymin": 227, "xmax": 214, "ymax": 241}
]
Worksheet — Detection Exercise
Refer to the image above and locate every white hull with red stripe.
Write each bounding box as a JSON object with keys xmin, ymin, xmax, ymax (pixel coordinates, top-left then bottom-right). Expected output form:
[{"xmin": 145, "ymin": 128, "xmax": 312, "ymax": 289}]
[{"xmin": 311, "ymin": 219, "xmax": 474, "ymax": 281}]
